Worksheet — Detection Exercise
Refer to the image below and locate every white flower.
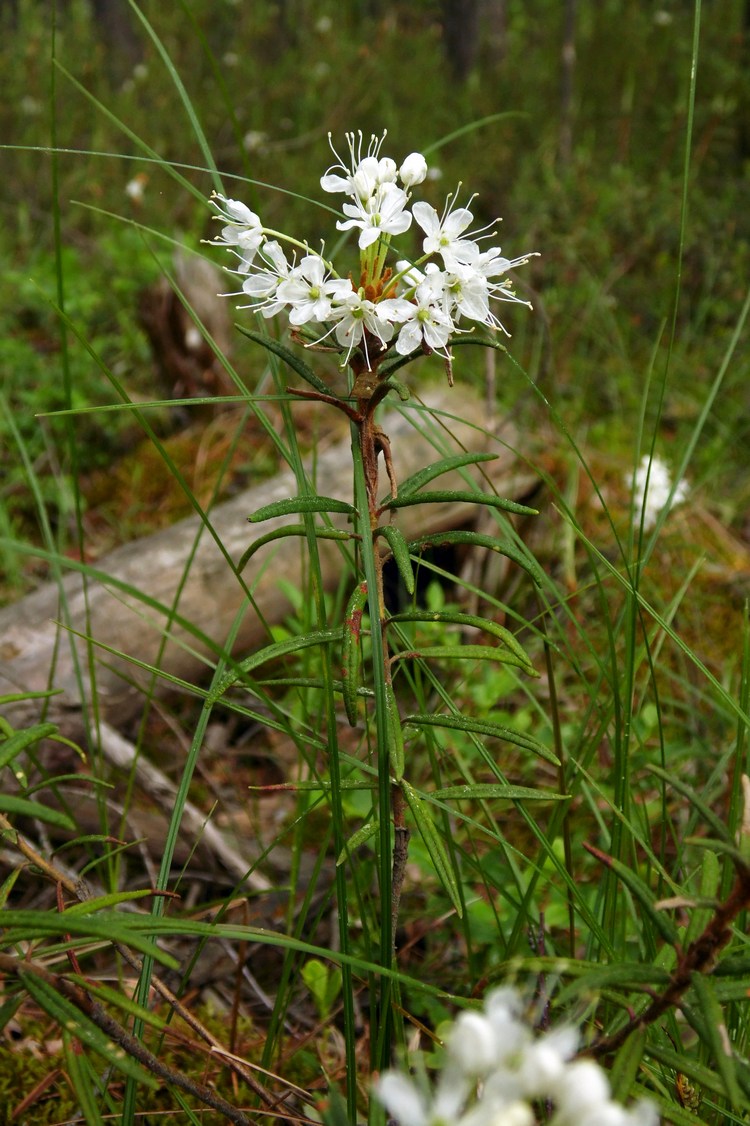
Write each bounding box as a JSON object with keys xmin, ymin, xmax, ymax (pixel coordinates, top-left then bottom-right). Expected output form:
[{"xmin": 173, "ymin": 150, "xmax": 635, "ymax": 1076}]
[
  {"xmin": 210, "ymin": 192, "xmax": 265, "ymax": 273},
  {"xmin": 125, "ymin": 174, "xmax": 147, "ymax": 204},
  {"xmin": 276, "ymin": 254, "xmax": 351, "ymax": 325},
  {"xmin": 329, "ymin": 290, "xmax": 395, "ymax": 365},
  {"xmin": 321, "ymin": 130, "xmax": 397, "ymax": 201},
  {"xmin": 412, "ymin": 197, "xmax": 478, "ymax": 265},
  {"xmin": 399, "ymin": 152, "xmax": 428, "ymax": 188},
  {"xmin": 631, "ymin": 455, "xmax": 689, "ymax": 531},
  {"xmin": 379, "ymin": 285, "xmax": 454, "ymax": 358},
  {"xmin": 448, "ymin": 1011, "xmax": 501, "ymax": 1077},
  {"xmin": 374, "ymin": 988, "xmax": 658, "ymax": 1126},
  {"xmin": 240, "ymin": 240, "xmax": 292, "ymax": 317},
  {"xmin": 337, "ymin": 183, "xmax": 413, "ymax": 249}
]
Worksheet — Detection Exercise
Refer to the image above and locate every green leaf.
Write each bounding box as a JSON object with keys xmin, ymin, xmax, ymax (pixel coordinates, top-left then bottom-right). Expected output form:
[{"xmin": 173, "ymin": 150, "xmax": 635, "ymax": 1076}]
[
  {"xmin": 383, "ymin": 376, "xmax": 411, "ymax": 401},
  {"xmin": 68, "ymin": 976, "xmax": 166, "ymax": 1031},
  {"xmin": 64, "ymin": 889, "xmax": 166, "ymax": 915},
  {"xmin": 683, "ymin": 850, "xmax": 721, "ymax": 948},
  {"xmin": 396, "ymin": 452, "xmax": 498, "ymax": 498},
  {"xmin": 390, "ymin": 643, "xmax": 533, "ymax": 674},
  {"xmin": 0, "ymin": 795, "xmax": 75, "ymax": 831},
  {"xmin": 401, "ymin": 780, "xmax": 462, "ymax": 917},
  {"xmin": 19, "ymin": 972, "xmax": 158, "ymax": 1087},
  {"xmin": 404, "ymin": 712, "xmax": 560, "ymax": 765},
  {"xmin": 249, "ymin": 495, "xmax": 356, "ymax": 523},
  {"xmin": 648, "ymin": 765, "xmax": 733, "ymax": 842},
  {"xmin": 609, "ymin": 1026, "xmax": 647, "ymax": 1102},
  {"xmin": 342, "ymin": 582, "xmax": 368, "ymax": 726},
  {"xmin": 322, "ymin": 1083, "xmax": 355, "ymax": 1126},
  {"xmin": 0, "ymin": 723, "xmax": 59, "ymax": 772},
  {"xmin": 406, "ymin": 530, "xmax": 545, "ymax": 586},
  {"xmin": 337, "ymin": 820, "xmax": 379, "ymax": 865},
  {"xmin": 63, "ymin": 1031, "xmax": 106, "ymax": 1126},
  {"xmin": 432, "ymin": 783, "xmax": 567, "ymax": 802},
  {"xmin": 690, "ymin": 971, "xmax": 741, "ymax": 1104},
  {"xmin": 377, "ymin": 525, "xmax": 415, "ymax": 595},
  {"xmin": 238, "ymin": 524, "xmax": 354, "ymax": 571},
  {"xmin": 1, "ymin": 912, "xmax": 179, "ymax": 967},
  {"xmin": 585, "ymin": 847, "xmax": 680, "ymax": 945},
  {"xmin": 236, "ymin": 324, "xmax": 333, "ymax": 395},
  {"xmin": 383, "ymin": 489, "xmax": 537, "ymax": 516},
  {"xmin": 206, "ymin": 627, "xmax": 341, "ymax": 706},
  {"xmin": 388, "ymin": 609, "xmax": 537, "ymax": 675}
]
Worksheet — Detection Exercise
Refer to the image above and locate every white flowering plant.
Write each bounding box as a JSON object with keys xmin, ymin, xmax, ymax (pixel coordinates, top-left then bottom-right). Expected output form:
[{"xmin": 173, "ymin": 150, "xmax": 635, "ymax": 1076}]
[{"xmin": 206, "ymin": 132, "xmax": 550, "ymax": 1093}]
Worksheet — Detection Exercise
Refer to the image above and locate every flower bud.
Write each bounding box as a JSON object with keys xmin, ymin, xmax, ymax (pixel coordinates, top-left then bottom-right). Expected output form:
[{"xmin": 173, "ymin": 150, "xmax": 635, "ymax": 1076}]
[{"xmin": 399, "ymin": 152, "xmax": 428, "ymax": 187}]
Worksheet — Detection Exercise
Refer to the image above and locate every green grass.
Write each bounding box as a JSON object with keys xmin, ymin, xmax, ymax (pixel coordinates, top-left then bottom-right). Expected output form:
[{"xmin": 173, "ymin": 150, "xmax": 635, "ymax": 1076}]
[{"xmin": 2, "ymin": 2, "xmax": 750, "ymax": 1124}]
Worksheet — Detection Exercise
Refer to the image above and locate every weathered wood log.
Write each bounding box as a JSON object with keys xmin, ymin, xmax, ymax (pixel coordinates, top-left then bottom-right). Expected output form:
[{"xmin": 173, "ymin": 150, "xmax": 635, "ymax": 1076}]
[{"xmin": 0, "ymin": 388, "xmax": 525, "ymax": 734}]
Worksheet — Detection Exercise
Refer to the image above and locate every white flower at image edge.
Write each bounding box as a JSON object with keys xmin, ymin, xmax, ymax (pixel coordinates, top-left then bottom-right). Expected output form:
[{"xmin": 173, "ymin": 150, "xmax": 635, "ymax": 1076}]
[{"xmin": 373, "ymin": 988, "xmax": 659, "ymax": 1126}]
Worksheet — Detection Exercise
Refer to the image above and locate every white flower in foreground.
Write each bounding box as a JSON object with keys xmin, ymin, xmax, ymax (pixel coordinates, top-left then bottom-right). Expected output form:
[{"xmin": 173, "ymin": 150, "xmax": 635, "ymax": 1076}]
[
  {"xmin": 374, "ymin": 987, "xmax": 658, "ymax": 1126},
  {"xmin": 329, "ymin": 290, "xmax": 395, "ymax": 365},
  {"xmin": 631, "ymin": 455, "xmax": 689, "ymax": 531},
  {"xmin": 412, "ymin": 197, "xmax": 478, "ymax": 265},
  {"xmin": 276, "ymin": 254, "xmax": 352, "ymax": 326}
]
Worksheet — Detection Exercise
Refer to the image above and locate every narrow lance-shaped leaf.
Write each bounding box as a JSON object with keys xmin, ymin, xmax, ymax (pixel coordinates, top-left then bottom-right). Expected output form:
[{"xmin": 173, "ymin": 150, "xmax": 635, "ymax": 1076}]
[
  {"xmin": 390, "ymin": 643, "xmax": 535, "ymax": 675},
  {"xmin": 238, "ymin": 524, "xmax": 355, "ymax": 572},
  {"xmin": 683, "ymin": 850, "xmax": 721, "ymax": 948},
  {"xmin": 342, "ymin": 581, "xmax": 368, "ymax": 726},
  {"xmin": 433, "ymin": 783, "xmax": 568, "ymax": 802},
  {"xmin": 395, "ymin": 452, "xmax": 498, "ymax": 499},
  {"xmin": 609, "ymin": 1026, "xmax": 648, "ymax": 1103},
  {"xmin": 236, "ymin": 323, "xmax": 333, "ymax": 395},
  {"xmin": 388, "ymin": 609, "xmax": 537, "ymax": 676},
  {"xmin": 404, "ymin": 712, "xmax": 560, "ymax": 766},
  {"xmin": 0, "ymin": 724, "xmax": 59, "ymax": 772},
  {"xmin": 689, "ymin": 971, "xmax": 741, "ymax": 1105},
  {"xmin": 584, "ymin": 843, "xmax": 680, "ymax": 945},
  {"xmin": 0, "ymin": 796, "xmax": 75, "ymax": 832},
  {"xmin": 383, "ymin": 489, "xmax": 537, "ymax": 516},
  {"xmin": 401, "ymin": 780, "xmax": 462, "ymax": 918},
  {"xmin": 206, "ymin": 627, "xmax": 341, "ymax": 707},
  {"xmin": 249, "ymin": 496, "xmax": 356, "ymax": 523},
  {"xmin": 376, "ymin": 525, "xmax": 415, "ymax": 595},
  {"xmin": 63, "ymin": 1031, "xmax": 106, "ymax": 1126},
  {"xmin": 407, "ymin": 530, "xmax": 545, "ymax": 587},
  {"xmin": 337, "ymin": 820, "xmax": 380, "ymax": 866}
]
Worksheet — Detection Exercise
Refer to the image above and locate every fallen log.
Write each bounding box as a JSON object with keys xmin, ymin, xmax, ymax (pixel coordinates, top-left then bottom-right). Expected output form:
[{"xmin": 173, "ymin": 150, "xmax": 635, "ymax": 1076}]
[{"xmin": 0, "ymin": 387, "xmax": 526, "ymax": 734}]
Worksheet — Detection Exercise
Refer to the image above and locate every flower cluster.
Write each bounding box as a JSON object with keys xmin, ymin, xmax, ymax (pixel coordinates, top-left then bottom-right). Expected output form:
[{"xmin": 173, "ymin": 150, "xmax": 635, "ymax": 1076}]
[
  {"xmin": 375, "ymin": 987, "xmax": 659, "ymax": 1126},
  {"xmin": 631, "ymin": 455, "xmax": 689, "ymax": 531},
  {"xmin": 209, "ymin": 131, "xmax": 536, "ymax": 374}
]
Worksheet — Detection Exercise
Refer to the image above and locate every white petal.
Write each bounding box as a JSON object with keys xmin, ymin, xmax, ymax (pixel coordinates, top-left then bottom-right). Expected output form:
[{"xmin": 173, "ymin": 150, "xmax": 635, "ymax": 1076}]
[{"xmin": 374, "ymin": 1072, "xmax": 428, "ymax": 1126}]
